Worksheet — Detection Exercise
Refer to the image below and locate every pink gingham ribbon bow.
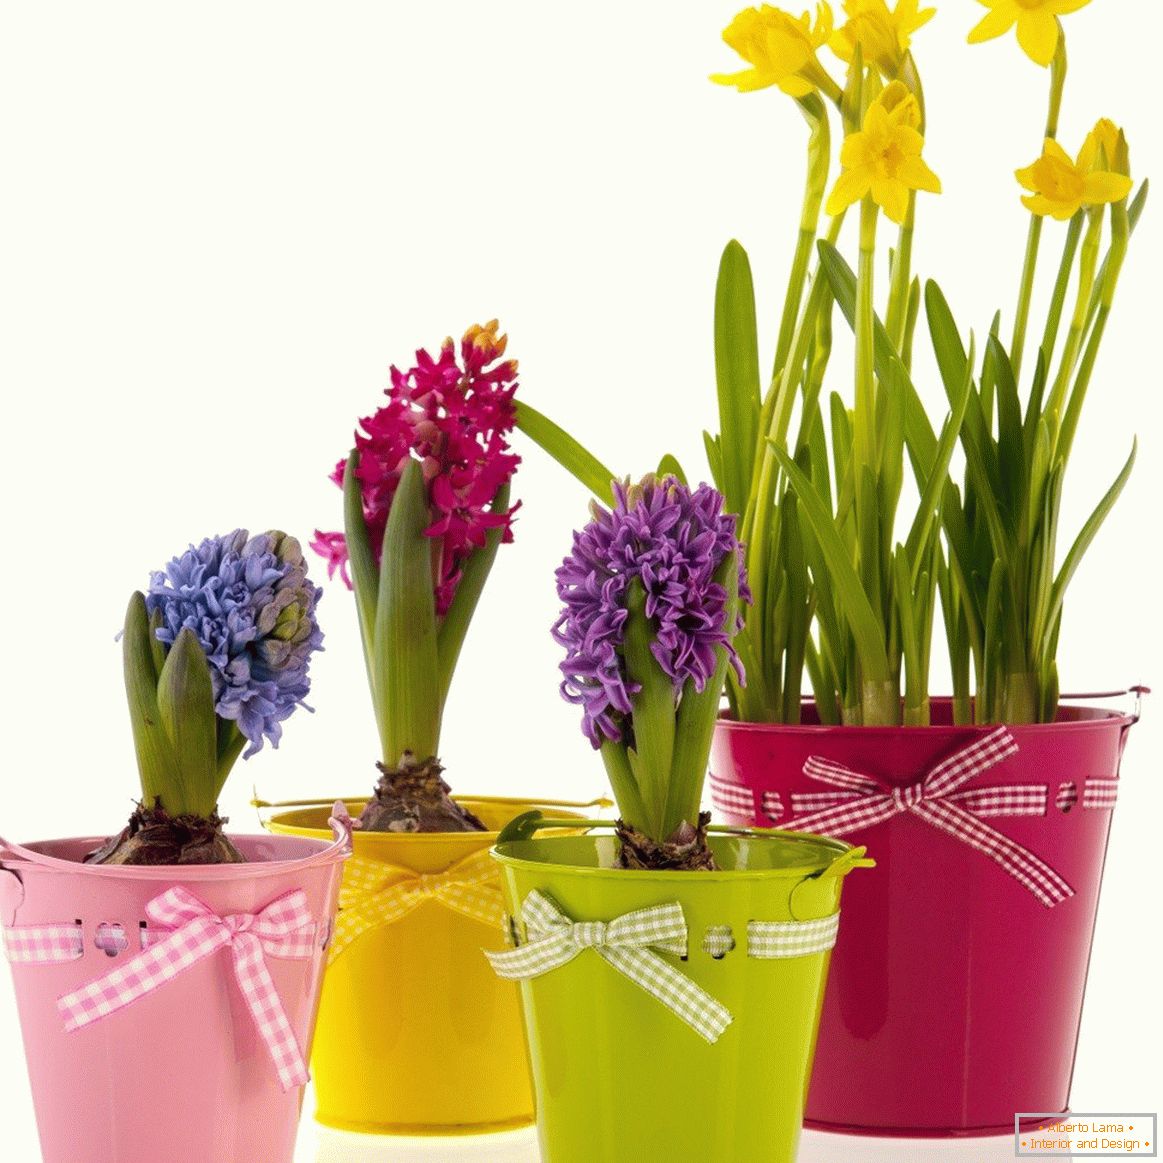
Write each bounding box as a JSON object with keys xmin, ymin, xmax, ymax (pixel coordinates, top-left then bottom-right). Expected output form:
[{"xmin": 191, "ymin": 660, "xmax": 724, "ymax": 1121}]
[
  {"xmin": 783, "ymin": 727, "xmax": 1074, "ymax": 908},
  {"xmin": 57, "ymin": 886, "xmax": 316, "ymax": 1092}
]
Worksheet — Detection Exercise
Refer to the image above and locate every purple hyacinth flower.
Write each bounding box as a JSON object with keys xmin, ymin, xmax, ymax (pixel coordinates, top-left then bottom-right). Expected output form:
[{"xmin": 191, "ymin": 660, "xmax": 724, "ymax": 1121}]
[
  {"xmin": 553, "ymin": 477, "xmax": 748, "ymax": 748},
  {"xmin": 146, "ymin": 530, "xmax": 324, "ymax": 757}
]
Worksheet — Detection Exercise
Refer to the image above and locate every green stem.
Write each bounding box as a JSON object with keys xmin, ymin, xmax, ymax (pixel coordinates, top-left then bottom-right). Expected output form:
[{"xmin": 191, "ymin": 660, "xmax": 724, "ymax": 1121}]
[
  {"xmin": 1058, "ymin": 197, "xmax": 1128, "ymax": 463},
  {"xmin": 774, "ymin": 96, "xmax": 831, "ymax": 379},
  {"xmin": 1038, "ymin": 213, "xmax": 1084, "ymax": 371},
  {"xmin": 885, "ymin": 201, "xmax": 915, "ymax": 350},
  {"xmin": 861, "ymin": 679, "xmax": 899, "ymax": 726},
  {"xmin": 1003, "ymin": 672, "xmax": 1039, "ymax": 725},
  {"xmin": 1047, "ymin": 209, "xmax": 1101, "ymax": 417},
  {"xmin": 1010, "ymin": 38, "xmax": 1067, "ymax": 384},
  {"xmin": 853, "ymin": 199, "xmax": 879, "ymax": 576},
  {"xmin": 599, "ymin": 741, "xmax": 649, "ymax": 833}
]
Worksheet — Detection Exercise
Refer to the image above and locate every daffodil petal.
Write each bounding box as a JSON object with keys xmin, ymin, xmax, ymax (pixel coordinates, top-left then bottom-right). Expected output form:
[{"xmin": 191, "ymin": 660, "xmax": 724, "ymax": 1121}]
[
  {"xmin": 1043, "ymin": 138, "xmax": 1073, "ymax": 166},
  {"xmin": 826, "ymin": 168, "xmax": 872, "ymax": 217},
  {"xmin": 872, "ymin": 178, "xmax": 910, "ymax": 225},
  {"xmin": 829, "ymin": 29, "xmax": 855, "ymax": 62},
  {"xmin": 898, "ymin": 156, "xmax": 942, "ymax": 195},
  {"xmin": 895, "ymin": 126, "xmax": 925, "ymax": 156},
  {"xmin": 1022, "ymin": 192, "xmax": 1078, "ymax": 220},
  {"xmin": 968, "ymin": 7, "xmax": 1016, "ymax": 45},
  {"xmin": 1016, "ymin": 10, "xmax": 1059, "ymax": 66},
  {"xmin": 1082, "ymin": 172, "xmax": 1134, "ymax": 205},
  {"xmin": 776, "ymin": 73, "xmax": 817, "ymax": 97},
  {"xmin": 840, "ymin": 132, "xmax": 868, "ymax": 167},
  {"xmin": 814, "ymin": 1, "xmax": 835, "ymax": 46},
  {"xmin": 710, "ymin": 68, "xmax": 773, "ymax": 92},
  {"xmin": 1015, "ymin": 163, "xmax": 1041, "ymax": 193}
]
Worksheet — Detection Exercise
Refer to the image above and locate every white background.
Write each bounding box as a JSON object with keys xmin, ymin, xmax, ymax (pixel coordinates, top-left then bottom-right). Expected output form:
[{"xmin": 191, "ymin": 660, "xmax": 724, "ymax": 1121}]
[{"xmin": 0, "ymin": 2, "xmax": 1159, "ymax": 1160}]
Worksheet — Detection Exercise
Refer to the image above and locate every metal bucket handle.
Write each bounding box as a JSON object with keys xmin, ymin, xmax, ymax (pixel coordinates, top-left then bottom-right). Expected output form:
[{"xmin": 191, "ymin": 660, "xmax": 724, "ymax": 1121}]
[
  {"xmin": 251, "ymin": 792, "xmax": 614, "ymax": 824},
  {"xmin": 1059, "ymin": 685, "xmax": 1150, "ymax": 723},
  {"xmin": 495, "ymin": 812, "xmax": 874, "ymax": 870},
  {"xmin": 0, "ymin": 838, "xmax": 26, "ymax": 923}
]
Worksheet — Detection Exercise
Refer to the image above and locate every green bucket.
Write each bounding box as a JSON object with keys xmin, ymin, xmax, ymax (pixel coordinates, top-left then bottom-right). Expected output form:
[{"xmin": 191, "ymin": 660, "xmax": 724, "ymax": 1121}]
[{"xmin": 492, "ymin": 829, "xmax": 871, "ymax": 1163}]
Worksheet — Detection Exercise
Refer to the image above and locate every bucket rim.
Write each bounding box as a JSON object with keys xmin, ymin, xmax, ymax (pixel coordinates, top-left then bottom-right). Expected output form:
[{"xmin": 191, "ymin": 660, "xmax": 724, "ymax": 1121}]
[
  {"xmin": 716, "ymin": 695, "xmax": 1139, "ymax": 737},
  {"xmin": 261, "ymin": 796, "xmax": 592, "ymax": 846},
  {"xmin": 492, "ymin": 829, "xmax": 857, "ymax": 883},
  {"xmin": 0, "ymin": 830, "xmax": 348, "ymax": 882}
]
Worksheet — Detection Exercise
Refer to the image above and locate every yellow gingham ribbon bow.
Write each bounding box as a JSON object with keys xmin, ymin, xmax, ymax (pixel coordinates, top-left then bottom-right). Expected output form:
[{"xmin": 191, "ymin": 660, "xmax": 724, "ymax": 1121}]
[{"xmin": 331, "ymin": 849, "xmax": 503, "ymax": 962}]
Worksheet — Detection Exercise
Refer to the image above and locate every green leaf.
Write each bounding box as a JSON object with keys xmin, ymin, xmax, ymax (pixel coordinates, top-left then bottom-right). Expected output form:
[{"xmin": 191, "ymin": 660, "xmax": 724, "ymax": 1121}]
[
  {"xmin": 663, "ymin": 551, "xmax": 741, "ymax": 836},
  {"xmin": 702, "ymin": 431, "xmax": 725, "ymax": 496},
  {"xmin": 769, "ymin": 443, "xmax": 890, "ymax": 682},
  {"xmin": 1084, "ymin": 180, "xmax": 1149, "ymax": 337},
  {"xmin": 599, "ymin": 741, "xmax": 650, "ymax": 833},
  {"xmin": 780, "ymin": 497, "xmax": 809, "ymax": 722},
  {"xmin": 818, "ymin": 241, "xmax": 946, "ymax": 492},
  {"xmin": 986, "ymin": 335, "xmax": 1024, "ymax": 516},
  {"xmin": 122, "ymin": 592, "xmax": 178, "ymax": 806},
  {"xmin": 374, "ymin": 458, "xmax": 441, "ymax": 763},
  {"xmin": 904, "ymin": 338, "xmax": 972, "ymax": 573},
  {"xmin": 343, "ymin": 448, "xmax": 380, "ymax": 705},
  {"xmin": 515, "ymin": 400, "xmax": 616, "ymax": 504},
  {"xmin": 436, "ymin": 482, "xmax": 511, "ymax": 707},
  {"xmin": 156, "ymin": 626, "xmax": 218, "ymax": 815},
  {"xmin": 924, "ymin": 281, "xmax": 1009, "ymax": 551},
  {"xmin": 657, "ymin": 454, "xmax": 688, "ymax": 485},
  {"xmin": 147, "ymin": 606, "xmax": 167, "ymax": 677},
  {"xmin": 1045, "ymin": 440, "xmax": 1136, "ymax": 641},
  {"xmin": 622, "ymin": 581, "xmax": 676, "ymax": 839},
  {"xmin": 214, "ymin": 721, "xmax": 247, "ymax": 800},
  {"xmin": 496, "ymin": 810, "xmax": 546, "ymax": 844},
  {"xmin": 714, "ymin": 240, "xmax": 762, "ymax": 517},
  {"xmin": 980, "ymin": 557, "xmax": 1007, "ymax": 724}
]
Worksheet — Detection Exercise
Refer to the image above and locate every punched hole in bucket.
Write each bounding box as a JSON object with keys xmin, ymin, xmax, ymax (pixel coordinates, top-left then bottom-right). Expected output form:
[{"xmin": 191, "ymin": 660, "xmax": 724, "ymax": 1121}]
[
  {"xmin": 703, "ymin": 925, "xmax": 736, "ymax": 960},
  {"xmin": 94, "ymin": 923, "xmax": 128, "ymax": 957}
]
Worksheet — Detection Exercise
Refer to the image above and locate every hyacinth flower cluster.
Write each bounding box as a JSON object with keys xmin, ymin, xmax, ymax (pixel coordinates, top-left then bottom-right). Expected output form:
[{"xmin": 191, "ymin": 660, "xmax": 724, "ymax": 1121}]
[
  {"xmin": 100, "ymin": 530, "xmax": 324, "ymax": 865},
  {"xmin": 312, "ymin": 322, "xmax": 521, "ymax": 832},
  {"xmin": 554, "ymin": 477, "xmax": 746, "ymax": 867},
  {"xmin": 520, "ymin": 0, "xmax": 1144, "ymax": 731}
]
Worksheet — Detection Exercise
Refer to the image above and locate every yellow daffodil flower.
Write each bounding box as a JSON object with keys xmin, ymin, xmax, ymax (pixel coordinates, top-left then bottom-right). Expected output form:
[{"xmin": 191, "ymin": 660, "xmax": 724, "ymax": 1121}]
[
  {"xmin": 830, "ymin": 0, "xmax": 934, "ymax": 76},
  {"xmin": 1078, "ymin": 118, "xmax": 1127, "ymax": 175},
  {"xmin": 825, "ymin": 85, "xmax": 941, "ymax": 223},
  {"xmin": 968, "ymin": 0, "xmax": 1092, "ymax": 68},
  {"xmin": 1015, "ymin": 137, "xmax": 1133, "ymax": 220},
  {"xmin": 877, "ymin": 79, "xmax": 922, "ymax": 129},
  {"xmin": 712, "ymin": 3, "xmax": 835, "ymax": 96}
]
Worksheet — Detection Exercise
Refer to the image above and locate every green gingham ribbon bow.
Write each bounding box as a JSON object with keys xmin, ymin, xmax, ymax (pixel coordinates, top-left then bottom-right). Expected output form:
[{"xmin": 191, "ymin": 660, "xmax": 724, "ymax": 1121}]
[{"xmin": 486, "ymin": 890, "xmax": 733, "ymax": 1044}]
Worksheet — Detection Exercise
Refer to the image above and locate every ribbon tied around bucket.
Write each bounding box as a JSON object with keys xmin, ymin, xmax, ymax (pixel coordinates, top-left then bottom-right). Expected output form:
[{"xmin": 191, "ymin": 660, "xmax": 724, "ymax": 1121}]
[
  {"xmin": 486, "ymin": 890, "xmax": 734, "ymax": 1044},
  {"xmin": 55, "ymin": 886, "xmax": 316, "ymax": 1092},
  {"xmin": 783, "ymin": 727, "xmax": 1074, "ymax": 908},
  {"xmin": 330, "ymin": 849, "xmax": 504, "ymax": 963}
]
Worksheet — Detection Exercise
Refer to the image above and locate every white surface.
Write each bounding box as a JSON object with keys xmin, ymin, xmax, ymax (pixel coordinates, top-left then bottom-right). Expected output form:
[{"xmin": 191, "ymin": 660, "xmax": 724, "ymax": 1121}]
[
  {"xmin": 798, "ymin": 1131, "xmax": 1050, "ymax": 1162},
  {"xmin": 306, "ymin": 1123, "xmax": 539, "ymax": 1163},
  {"xmin": 0, "ymin": 1, "xmax": 1160, "ymax": 1160}
]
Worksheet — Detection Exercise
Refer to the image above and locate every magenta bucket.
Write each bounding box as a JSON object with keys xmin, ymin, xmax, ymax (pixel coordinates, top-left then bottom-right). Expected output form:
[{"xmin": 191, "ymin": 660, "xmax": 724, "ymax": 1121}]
[
  {"xmin": 0, "ymin": 830, "xmax": 348, "ymax": 1163},
  {"xmin": 708, "ymin": 693, "xmax": 1142, "ymax": 1137}
]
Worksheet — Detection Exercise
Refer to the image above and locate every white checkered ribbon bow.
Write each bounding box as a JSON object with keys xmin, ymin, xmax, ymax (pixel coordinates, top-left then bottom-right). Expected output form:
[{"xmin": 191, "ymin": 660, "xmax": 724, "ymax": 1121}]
[
  {"xmin": 784, "ymin": 727, "xmax": 1073, "ymax": 908},
  {"xmin": 56, "ymin": 887, "xmax": 316, "ymax": 1092},
  {"xmin": 330, "ymin": 849, "xmax": 503, "ymax": 963},
  {"xmin": 486, "ymin": 890, "xmax": 733, "ymax": 1044}
]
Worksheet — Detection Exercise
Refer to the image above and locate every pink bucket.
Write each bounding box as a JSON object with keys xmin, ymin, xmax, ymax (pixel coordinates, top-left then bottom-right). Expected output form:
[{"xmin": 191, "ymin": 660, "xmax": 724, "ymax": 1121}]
[
  {"xmin": 708, "ymin": 694, "xmax": 1141, "ymax": 1137},
  {"xmin": 0, "ymin": 830, "xmax": 348, "ymax": 1163}
]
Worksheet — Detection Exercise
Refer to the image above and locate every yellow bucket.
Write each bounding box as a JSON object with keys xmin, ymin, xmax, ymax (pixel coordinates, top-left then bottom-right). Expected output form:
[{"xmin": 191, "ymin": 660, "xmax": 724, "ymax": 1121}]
[{"xmin": 263, "ymin": 796, "xmax": 595, "ymax": 1136}]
